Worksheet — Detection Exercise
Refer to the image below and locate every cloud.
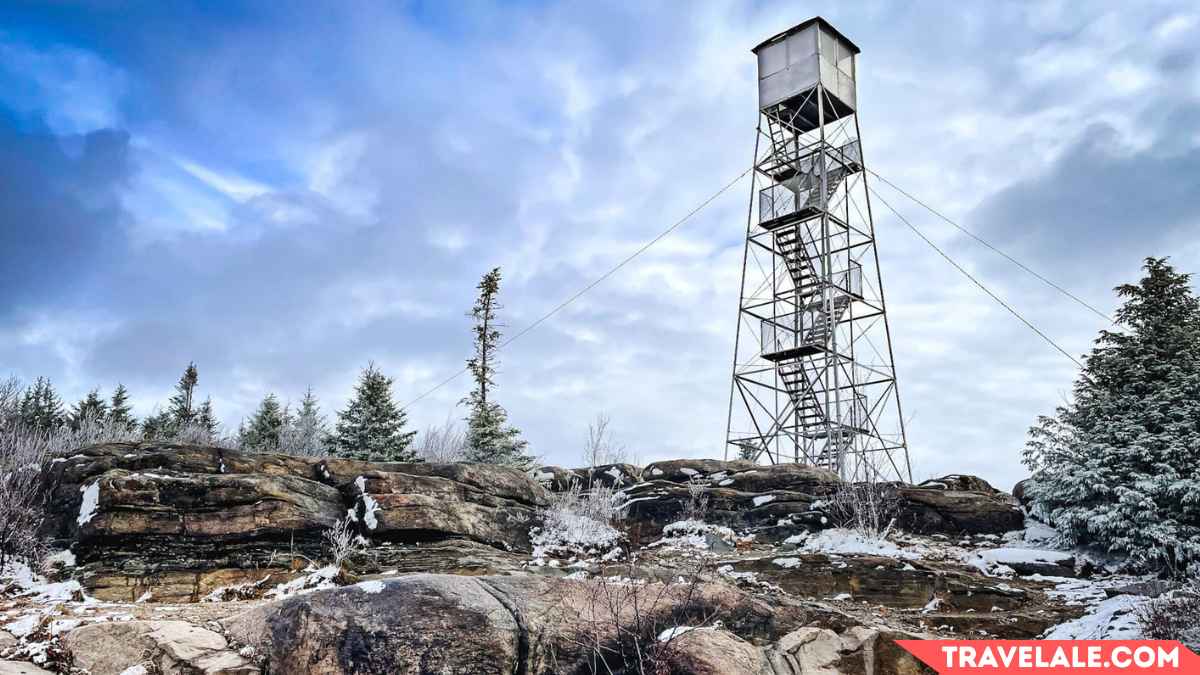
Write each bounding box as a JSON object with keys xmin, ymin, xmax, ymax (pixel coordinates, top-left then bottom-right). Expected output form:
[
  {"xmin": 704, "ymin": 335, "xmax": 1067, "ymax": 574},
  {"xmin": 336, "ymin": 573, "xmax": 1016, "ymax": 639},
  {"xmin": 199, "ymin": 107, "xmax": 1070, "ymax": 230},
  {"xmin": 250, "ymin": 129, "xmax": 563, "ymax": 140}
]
[{"xmin": 1, "ymin": 0, "xmax": 1198, "ymax": 492}]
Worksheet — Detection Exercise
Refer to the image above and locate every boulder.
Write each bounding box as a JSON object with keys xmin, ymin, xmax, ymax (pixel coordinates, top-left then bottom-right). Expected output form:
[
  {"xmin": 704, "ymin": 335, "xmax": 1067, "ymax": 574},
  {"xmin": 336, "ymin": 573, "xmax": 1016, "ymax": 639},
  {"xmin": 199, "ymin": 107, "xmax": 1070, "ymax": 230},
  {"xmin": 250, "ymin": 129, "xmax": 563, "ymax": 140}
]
[
  {"xmin": 620, "ymin": 481, "xmax": 823, "ymax": 545},
  {"xmin": 896, "ymin": 485, "xmax": 1023, "ymax": 535},
  {"xmin": 224, "ymin": 574, "xmax": 522, "ymax": 675},
  {"xmin": 76, "ymin": 469, "xmax": 344, "ymax": 542},
  {"xmin": 643, "ymin": 459, "xmax": 840, "ymax": 493},
  {"xmin": 64, "ymin": 620, "xmax": 257, "ymax": 674},
  {"xmin": 1012, "ymin": 478, "xmax": 1032, "ymax": 508},
  {"xmin": 532, "ymin": 464, "xmax": 642, "ymax": 491},
  {"xmin": 348, "ymin": 470, "xmax": 543, "ymax": 551},
  {"xmin": 663, "ymin": 629, "xmax": 766, "ymax": 674},
  {"xmin": 917, "ymin": 474, "xmax": 1002, "ymax": 494},
  {"xmin": 766, "ymin": 626, "xmax": 933, "ymax": 675}
]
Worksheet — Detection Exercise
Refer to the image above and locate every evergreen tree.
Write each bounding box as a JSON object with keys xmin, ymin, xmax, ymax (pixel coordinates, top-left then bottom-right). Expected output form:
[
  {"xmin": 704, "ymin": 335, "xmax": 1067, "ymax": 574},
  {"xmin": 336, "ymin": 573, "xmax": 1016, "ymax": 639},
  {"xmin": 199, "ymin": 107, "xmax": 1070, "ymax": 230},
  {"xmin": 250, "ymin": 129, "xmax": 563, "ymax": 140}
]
[
  {"xmin": 196, "ymin": 397, "xmax": 219, "ymax": 435},
  {"xmin": 167, "ymin": 362, "xmax": 200, "ymax": 430},
  {"xmin": 240, "ymin": 394, "xmax": 287, "ymax": 452},
  {"xmin": 281, "ymin": 387, "xmax": 329, "ymax": 457},
  {"xmin": 108, "ymin": 383, "xmax": 137, "ymax": 431},
  {"xmin": 141, "ymin": 408, "xmax": 173, "ymax": 441},
  {"xmin": 332, "ymin": 364, "xmax": 418, "ymax": 462},
  {"xmin": 18, "ymin": 377, "xmax": 64, "ymax": 432},
  {"xmin": 461, "ymin": 267, "xmax": 532, "ymax": 468},
  {"xmin": 1023, "ymin": 258, "xmax": 1200, "ymax": 572},
  {"xmin": 69, "ymin": 389, "xmax": 109, "ymax": 429}
]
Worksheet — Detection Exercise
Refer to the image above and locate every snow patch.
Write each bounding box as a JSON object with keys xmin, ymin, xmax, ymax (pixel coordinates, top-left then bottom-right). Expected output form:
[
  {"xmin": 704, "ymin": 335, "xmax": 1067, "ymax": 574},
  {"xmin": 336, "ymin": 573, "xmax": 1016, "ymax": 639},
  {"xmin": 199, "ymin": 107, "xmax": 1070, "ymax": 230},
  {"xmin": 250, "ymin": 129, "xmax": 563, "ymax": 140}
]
[
  {"xmin": 752, "ymin": 495, "xmax": 776, "ymax": 507},
  {"xmin": 355, "ymin": 476, "xmax": 380, "ymax": 530},
  {"xmin": 45, "ymin": 549, "xmax": 76, "ymax": 568},
  {"xmin": 356, "ymin": 580, "xmax": 386, "ymax": 594},
  {"xmin": 651, "ymin": 520, "xmax": 736, "ymax": 551},
  {"xmin": 120, "ymin": 666, "xmax": 150, "ymax": 675},
  {"xmin": 650, "ymin": 468, "xmax": 663, "ymax": 476},
  {"xmin": 679, "ymin": 468, "xmax": 698, "ymax": 477},
  {"xmin": 77, "ymin": 481, "xmax": 100, "ymax": 526},
  {"xmin": 789, "ymin": 528, "xmax": 922, "ymax": 559},
  {"xmin": 1043, "ymin": 595, "xmax": 1144, "ymax": 640},
  {"xmin": 265, "ymin": 566, "xmax": 339, "ymax": 600}
]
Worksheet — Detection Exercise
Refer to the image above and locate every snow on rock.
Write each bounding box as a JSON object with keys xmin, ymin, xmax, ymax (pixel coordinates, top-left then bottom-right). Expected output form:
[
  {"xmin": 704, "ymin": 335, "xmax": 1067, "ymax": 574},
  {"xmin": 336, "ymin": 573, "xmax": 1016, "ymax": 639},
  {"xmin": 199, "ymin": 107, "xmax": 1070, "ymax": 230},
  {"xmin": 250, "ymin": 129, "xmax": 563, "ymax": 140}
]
[
  {"xmin": 978, "ymin": 548, "xmax": 1073, "ymax": 567},
  {"xmin": 752, "ymin": 495, "xmax": 776, "ymax": 507},
  {"xmin": 45, "ymin": 550, "xmax": 76, "ymax": 568},
  {"xmin": 264, "ymin": 566, "xmax": 339, "ymax": 600},
  {"xmin": 1043, "ymin": 594, "xmax": 1145, "ymax": 640},
  {"xmin": 657, "ymin": 624, "xmax": 719, "ymax": 642},
  {"xmin": 354, "ymin": 476, "xmax": 381, "ymax": 530},
  {"xmin": 3, "ymin": 561, "xmax": 86, "ymax": 603},
  {"xmin": 679, "ymin": 468, "xmax": 699, "ymax": 477},
  {"xmin": 5, "ymin": 613, "xmax": 42, "ymax": 638},
  {"xmin": 120, "ymin": 666, "xmax": 150, "ymax": 675},
  {"xmin": 650, "ymin": 520, "xmax": 736, "ymax": 551},
  {"xmin": 787, "ymin": 528, "xmax": 923, "ymax": 560},
  {"xmin": 650, "ymin": 468, "xmax": 664, "ymax": 476},
  {"xmin": 77, "ymin": 481, "xmax": 100, "ymax": 526},
  {"xmin": 356, "ymin": 580, "xmax": 386, "ymax": 594}
]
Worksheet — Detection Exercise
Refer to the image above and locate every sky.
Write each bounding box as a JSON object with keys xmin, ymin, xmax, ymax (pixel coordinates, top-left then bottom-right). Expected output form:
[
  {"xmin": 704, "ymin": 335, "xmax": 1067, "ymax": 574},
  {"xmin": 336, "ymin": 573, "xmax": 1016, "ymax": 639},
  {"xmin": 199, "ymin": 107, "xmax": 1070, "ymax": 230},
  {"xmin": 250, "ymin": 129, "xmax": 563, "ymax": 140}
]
[{"xmin": 2, "ymin": 0, "xmax": 1198, "ymax": 490}]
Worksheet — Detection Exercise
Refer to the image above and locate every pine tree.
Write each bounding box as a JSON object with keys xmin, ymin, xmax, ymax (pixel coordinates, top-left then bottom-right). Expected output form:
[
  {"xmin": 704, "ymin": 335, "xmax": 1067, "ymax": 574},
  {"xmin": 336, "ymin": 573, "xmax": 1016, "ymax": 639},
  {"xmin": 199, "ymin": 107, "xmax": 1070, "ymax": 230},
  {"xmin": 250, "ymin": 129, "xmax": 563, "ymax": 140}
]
[
  {"xmin": 461, "ymin": 267, "xmax": 532, "ymax": 468},
  {"xmin": 167, "ymin": 362, "xmax": 200, "ymax": 430},
  {"xmin": 240, "ymin": 394, "xmax": 286, "ymax": 452},
  {"xmin": 18, "ymin": 377, "xmax": 64, "ymax": 432},
  {"xmin": 108, "ymin": 383, "xmax": 137, "ymax": 431},
  {"xmin": 332, "ymin": 364, "xmax": 418, "ymax": 462},
  {"xmin": 1023, "ymin": 258, "xmax": 1200, "ymax": 572},
  {"xmin": 280, "ymin": 387, "xmax": 329, "ymax": 457},
  {"xmin": 141, "ymin": 408, "xmax": 173, "ymax": 441},
  {"xmin": 196, "ymin": 397, "xmax": 219, "ymax": 435},
  {"xmin": 69, "ymin": 389, "xmax": 109, "ymax": 429}
]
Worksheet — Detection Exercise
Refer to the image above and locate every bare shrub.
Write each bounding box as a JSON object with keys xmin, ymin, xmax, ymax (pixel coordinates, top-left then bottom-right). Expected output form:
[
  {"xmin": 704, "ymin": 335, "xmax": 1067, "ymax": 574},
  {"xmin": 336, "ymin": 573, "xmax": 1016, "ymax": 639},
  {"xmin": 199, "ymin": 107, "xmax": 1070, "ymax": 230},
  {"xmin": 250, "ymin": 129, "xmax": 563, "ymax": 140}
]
[
  {"xmin": 683, "ymin": 476, "xmax": 709, "ymax": 522},
  {"xmin": 170, "ymin": 421, "xmax": 240, "ymax": 449},
  {"xmin": 824, "ymin": 480, "xmax": 901, "ymax": 539},
  {"xmin": 416, "ymin": 417, "xmax": 468, "ymax": 463},
  {"xmin": 0, "ymin": 376, "xmax": 21, "ymax": 428},
  {"xmin": 542, "ymin": 557, "xmax": 728, "ymax": 675},
  {"xmin": 323, "ymin": 515, "xmax": 365, "ymax": 570},
  {"xmin": 534, "ymin": 481, "xmax": 630, "ymax": 561},
  {"xmin": 0, "ymin": 426, "xmax": 52, "ymax": 570},
  {"xmin": 582, "ymin": 414, "xmax": 629, "ymax": 469},
  {"xmin": 1137, "ymin": 581, "xmax": 1200, "ymax": 650}
]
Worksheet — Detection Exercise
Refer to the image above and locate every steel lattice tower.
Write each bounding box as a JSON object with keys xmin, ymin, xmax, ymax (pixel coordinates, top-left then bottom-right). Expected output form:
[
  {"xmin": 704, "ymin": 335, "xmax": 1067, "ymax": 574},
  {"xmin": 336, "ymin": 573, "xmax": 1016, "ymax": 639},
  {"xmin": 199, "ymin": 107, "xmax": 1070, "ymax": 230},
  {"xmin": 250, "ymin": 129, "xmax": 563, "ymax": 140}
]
[{"xmin": 725, "ymin": 17, "xmax": 911, "ymax": 482}]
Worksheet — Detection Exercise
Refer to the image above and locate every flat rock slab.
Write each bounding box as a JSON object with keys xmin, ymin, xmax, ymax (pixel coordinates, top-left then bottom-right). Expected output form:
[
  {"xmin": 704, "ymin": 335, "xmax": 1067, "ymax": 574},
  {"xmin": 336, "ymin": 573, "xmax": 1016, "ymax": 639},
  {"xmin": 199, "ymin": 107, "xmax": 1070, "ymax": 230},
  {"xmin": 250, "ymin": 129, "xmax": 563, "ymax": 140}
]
[
  {"xmin": 0, "ymin": 662, "xmax": 54, "ymax": 675},
  {"xmin": 64, "ymin": 620, "xmax": 257, "ymax": 675}
]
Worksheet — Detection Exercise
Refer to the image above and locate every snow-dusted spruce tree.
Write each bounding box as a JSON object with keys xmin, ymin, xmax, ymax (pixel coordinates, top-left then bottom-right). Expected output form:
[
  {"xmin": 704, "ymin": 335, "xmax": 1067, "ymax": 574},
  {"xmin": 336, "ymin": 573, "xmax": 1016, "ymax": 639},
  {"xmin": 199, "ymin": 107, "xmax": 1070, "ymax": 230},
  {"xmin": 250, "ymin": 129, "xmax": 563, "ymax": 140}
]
[
  {"xmin": 240, "ymin": 393, "xmax": 288, "ymax": 452},
  {"xmin": 1023, "ymin": 258, "xmax": 1200, "ymax": 572},
  {"xmin": 108, "ymin": 383, "xmax": 137, "ymax": 431},
  {"xmin": 462, "ymin": 267, "xmax": 532, "ymax": 468},
  {"xmin": 18, "ymin": 377, "xmax": 64, "ymax": 432},
  {"xmin": 278, "ymin": 387, "xmax": 330, "ymax": 457},
  {"xmin": 196, "ymin": 397, "xmax": 219, "ymax": 435},
  {"xmin": 69, "ymin": 389, "xmax": 108, "ymax": 430},
  {"xmin": 166, "ymin": 362, "xmax": 200, "ymax": 430},
  {"xmin": 332, "ymin": 363, "xmax": 418, "ymax": 462}
]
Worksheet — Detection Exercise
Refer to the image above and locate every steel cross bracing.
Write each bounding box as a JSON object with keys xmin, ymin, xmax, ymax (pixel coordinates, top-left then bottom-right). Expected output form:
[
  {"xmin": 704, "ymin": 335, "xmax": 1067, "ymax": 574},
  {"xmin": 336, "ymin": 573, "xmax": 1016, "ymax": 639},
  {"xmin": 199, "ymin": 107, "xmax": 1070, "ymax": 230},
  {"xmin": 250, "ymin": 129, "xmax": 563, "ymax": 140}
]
[{"xmin": 725, "ymin": 85, "xmax": 912, "ymax": 483}]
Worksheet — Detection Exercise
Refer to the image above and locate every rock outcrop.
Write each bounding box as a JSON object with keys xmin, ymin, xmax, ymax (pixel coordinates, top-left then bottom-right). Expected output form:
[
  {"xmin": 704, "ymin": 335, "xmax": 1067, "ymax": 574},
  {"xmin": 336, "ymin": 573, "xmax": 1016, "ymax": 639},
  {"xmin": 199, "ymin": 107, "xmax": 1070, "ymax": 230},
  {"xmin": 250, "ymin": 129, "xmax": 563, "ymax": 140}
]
[
  {"xmin": 0, "ymin": 443, "xmax": 1079, "ymax": 675},
  {"xmin": 42, "ymin": 443, "xmax": 548, "ymax": 601}
]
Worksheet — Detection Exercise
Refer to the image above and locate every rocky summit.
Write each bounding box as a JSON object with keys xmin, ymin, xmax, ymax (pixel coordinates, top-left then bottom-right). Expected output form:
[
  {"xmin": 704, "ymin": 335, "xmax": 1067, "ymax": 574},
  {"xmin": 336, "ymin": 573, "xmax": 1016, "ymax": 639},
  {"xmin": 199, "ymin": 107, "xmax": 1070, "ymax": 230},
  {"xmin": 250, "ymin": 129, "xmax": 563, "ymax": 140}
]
[{"xmin": 0, "ymin": 443, "xmax": 1148, "ymax": 674}]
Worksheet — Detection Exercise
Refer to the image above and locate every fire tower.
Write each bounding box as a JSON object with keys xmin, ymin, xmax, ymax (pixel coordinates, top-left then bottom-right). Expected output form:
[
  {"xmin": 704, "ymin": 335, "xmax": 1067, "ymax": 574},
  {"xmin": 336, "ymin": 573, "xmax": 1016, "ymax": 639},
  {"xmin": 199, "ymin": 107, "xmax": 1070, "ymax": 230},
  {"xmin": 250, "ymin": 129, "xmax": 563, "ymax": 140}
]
[{"xmin": 725, "ymin": 17, "xmax": 911, "ymax": 482}]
